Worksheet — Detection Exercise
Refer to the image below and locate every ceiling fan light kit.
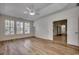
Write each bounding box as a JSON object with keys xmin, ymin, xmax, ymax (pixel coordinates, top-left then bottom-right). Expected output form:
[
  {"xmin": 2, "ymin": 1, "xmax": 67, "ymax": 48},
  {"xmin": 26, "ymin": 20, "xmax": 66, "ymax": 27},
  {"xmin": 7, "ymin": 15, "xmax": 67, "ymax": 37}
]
[
  {"xmin": 24, "ymin": 4, "xmax": 39, "ymax": 16},
  {"xmin": 29, "ymin": 12, "xmax": 35, "ymax": 15}
]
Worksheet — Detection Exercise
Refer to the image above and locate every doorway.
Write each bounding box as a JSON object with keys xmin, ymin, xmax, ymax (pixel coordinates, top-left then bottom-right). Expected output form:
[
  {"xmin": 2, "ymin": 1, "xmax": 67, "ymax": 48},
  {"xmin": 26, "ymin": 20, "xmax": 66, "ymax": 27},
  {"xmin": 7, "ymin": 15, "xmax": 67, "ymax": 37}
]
[{"xmin": 53, "ymin": 20, "xmax": 67, "ymax": 45}]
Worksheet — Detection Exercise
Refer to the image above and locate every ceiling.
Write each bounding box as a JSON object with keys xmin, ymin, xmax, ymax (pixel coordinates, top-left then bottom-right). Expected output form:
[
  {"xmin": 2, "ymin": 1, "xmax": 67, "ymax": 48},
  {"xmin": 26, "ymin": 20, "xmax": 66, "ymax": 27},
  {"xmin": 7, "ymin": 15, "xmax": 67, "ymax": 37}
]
[{"xmin": 0, "ymin": 3, "xmax": 77, "ymax": 21}]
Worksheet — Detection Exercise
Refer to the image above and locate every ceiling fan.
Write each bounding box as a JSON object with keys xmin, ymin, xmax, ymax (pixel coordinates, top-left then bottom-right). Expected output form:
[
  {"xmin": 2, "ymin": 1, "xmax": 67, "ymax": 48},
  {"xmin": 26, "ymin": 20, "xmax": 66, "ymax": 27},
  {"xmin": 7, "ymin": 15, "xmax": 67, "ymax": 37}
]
[{"xmin": 24, "ymin": 4, "xmax": 39, "ymax": 16}]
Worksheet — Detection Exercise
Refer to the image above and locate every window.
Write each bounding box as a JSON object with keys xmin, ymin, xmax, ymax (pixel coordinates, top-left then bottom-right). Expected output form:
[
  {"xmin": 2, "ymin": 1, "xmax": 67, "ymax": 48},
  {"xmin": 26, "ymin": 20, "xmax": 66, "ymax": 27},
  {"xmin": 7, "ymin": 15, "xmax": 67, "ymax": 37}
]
[
  {"xmin": 5, "ymin": 20, "xmax": 14, "ymax": 35},
  {"xmin": 5, "ymin": 20, "xmax": 30, "ymax": 35},
  {"xmin": 16, "ymin": 21, "xmax": 23, "ymax": 34},
  {"xmin": 24, "ymin": 22, "xmax": 30, "ymax": 34}
]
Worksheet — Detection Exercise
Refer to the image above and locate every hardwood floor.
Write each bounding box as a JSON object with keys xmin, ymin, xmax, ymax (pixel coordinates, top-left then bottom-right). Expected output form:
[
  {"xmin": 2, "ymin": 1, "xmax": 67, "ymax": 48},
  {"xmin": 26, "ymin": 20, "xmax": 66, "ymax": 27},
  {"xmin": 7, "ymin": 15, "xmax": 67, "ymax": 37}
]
[
  {"xmin": 0, "ymin": 37, "xmax": 79, "ymax": 55},
  {"xmin": 53, "ymin": 35, "xmax": 67, "ymax": 45}
]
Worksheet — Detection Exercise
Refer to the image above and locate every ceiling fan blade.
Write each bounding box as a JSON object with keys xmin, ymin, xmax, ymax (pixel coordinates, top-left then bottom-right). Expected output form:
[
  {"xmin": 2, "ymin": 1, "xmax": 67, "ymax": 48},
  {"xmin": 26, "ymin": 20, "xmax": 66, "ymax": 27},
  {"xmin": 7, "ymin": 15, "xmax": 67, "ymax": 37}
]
[
  {"xmin": 26, "ymin": 7, "xmax": 31, "ymax": 12},
  {"xmin": 24, "ymin": 11, "xmax": 28, "ymax": 14},
  {"xmin": 25, "ymin": 4, "xmax": 40, "ymax": 16}
]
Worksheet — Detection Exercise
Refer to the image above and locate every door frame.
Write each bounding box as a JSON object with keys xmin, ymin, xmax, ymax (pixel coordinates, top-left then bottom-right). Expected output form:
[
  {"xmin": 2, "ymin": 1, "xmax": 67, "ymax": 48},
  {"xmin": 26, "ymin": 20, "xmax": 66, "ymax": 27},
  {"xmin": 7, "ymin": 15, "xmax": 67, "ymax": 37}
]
[{"xmin": 53, "ymin": 19, "xmax": 67, "ymax": 45}]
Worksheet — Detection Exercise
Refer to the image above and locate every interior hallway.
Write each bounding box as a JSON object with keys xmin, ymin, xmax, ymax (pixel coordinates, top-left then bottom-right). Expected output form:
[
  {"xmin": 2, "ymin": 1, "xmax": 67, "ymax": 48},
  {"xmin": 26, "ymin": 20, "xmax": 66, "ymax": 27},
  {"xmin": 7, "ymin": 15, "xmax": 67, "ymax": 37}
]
[
  {"xmin": 0, "ymin": 37, "xmax": 79, "ymax": 55},
  {"xmin": 53, "ymin": 20, "xmax": 67, "ymax": 45}
]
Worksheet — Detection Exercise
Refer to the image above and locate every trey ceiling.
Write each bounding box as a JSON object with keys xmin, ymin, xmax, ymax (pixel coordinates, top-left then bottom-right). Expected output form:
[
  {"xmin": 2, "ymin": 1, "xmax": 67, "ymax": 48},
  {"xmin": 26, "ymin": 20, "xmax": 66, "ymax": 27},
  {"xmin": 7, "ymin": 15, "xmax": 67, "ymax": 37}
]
[{"xmin": 0, "ymin": 3, "xmax": 77, "ymax": 21}]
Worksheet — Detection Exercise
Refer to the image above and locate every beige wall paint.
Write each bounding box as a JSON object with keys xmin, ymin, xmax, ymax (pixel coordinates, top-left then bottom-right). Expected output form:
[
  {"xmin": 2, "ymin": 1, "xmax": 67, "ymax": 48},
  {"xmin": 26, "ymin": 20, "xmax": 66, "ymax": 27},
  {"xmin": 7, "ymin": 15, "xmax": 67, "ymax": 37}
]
[{"xmin": 0, "ymin": 14, "xmax": 34, "ymax": 41}]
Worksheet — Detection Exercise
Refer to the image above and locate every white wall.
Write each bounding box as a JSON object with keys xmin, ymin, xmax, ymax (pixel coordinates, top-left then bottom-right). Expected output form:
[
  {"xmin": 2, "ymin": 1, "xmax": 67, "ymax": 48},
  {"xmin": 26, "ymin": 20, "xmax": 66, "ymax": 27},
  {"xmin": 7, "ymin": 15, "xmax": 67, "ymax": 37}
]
[
  {"xmin": 0, "ymin": 15, "xmax": 34, "ymax": 41},
  {"xmin": 34, "ymin": 18, "xmax": 50, "ymax": 40},
  {"xmin": 34, "ymin": 7, "xmax": 79, "ymax": 46}
]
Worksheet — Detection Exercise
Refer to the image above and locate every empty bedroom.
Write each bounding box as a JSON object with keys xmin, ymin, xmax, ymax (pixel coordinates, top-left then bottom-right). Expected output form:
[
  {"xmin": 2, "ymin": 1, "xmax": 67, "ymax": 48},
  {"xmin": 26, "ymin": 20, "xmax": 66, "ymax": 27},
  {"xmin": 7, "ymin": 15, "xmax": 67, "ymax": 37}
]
[{"xmin": 0, "ymin": 3, "xmax": 79, "ymax": 55}]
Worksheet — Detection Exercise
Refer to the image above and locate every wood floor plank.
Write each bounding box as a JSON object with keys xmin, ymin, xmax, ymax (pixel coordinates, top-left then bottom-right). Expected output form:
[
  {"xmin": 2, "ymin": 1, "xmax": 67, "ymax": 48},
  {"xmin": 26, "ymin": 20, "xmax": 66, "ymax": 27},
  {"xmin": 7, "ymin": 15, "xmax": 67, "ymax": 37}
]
[{"xmin": 0, "ymin": 37, "xmax": 79, "ymax": 55}]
